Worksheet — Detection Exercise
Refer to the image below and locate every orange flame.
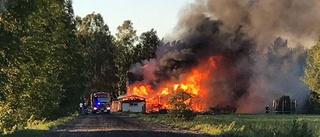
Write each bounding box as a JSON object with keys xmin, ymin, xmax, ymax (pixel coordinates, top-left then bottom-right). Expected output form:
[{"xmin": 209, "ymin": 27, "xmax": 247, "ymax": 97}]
[
  {"xmin": 160, "ymin": 88, "xmax": 169, "ymax": 95},
  {"xmin": 126, "ymin": 56, "xmax": 221, "ymax": 112}
]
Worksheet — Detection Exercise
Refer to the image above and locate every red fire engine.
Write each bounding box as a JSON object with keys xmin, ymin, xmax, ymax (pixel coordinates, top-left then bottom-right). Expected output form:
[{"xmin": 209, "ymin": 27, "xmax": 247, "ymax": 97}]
[{"xmin": 90, "ymin": 92, "xmax": 111, "ymax": 114}]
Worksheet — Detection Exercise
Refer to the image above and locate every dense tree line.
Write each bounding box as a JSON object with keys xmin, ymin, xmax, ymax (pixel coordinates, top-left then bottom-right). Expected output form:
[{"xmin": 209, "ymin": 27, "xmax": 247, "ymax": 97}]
[{"xmin": 0, "ymin": 0, "xmax": 159, "ymax": 134}]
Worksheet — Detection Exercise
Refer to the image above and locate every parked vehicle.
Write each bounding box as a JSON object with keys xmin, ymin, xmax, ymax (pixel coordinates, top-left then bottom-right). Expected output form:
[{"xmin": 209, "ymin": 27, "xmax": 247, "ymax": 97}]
[{"xmin": 90, "ymin": 92, "xmax": 111, "ymax": 114}]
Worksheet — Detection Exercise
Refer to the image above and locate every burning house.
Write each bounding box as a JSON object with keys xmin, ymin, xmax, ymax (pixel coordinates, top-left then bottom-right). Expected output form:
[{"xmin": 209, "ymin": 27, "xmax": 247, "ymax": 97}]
[{"xmin": 122, "ymin": 0, "xmax": 320, "ymax": 114}]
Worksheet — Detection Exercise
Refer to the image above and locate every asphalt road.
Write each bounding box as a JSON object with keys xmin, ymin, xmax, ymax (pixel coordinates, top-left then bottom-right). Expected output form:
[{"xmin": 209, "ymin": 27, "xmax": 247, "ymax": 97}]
[{"xmin": 42, "ymin": 113, "xmax": 218, "ymax": 137}]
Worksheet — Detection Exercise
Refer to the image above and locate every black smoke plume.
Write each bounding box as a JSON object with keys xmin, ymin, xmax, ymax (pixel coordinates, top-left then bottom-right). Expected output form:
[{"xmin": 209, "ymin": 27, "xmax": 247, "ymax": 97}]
[{"xmin": 129, "ymin": 0, "xmax": 319, "ymax": 113}]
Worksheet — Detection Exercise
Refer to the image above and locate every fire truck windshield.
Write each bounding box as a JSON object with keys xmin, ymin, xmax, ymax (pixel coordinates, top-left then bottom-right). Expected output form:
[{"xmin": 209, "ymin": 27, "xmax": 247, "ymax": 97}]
[{"xmin": 96, "ymin": 97, "xmax": 110, "ymax": 103}]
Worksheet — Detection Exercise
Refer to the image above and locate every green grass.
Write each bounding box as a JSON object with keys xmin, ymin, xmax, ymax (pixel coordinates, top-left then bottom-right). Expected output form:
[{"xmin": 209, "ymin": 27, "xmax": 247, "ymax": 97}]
[
  {"xmin": 2, "ymin": 113, "xmax": 78, "ymax": 137},
  {"xmin": 128, "ymin": 113, "xmax": 320, "ymax": 137},
  {"xmin": 0, "ymin": 130, "xmax": 45, "ymax": 137}
]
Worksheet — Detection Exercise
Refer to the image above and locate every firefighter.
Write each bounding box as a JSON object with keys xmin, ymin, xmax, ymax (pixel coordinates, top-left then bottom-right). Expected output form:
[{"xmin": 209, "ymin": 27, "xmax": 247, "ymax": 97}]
[{"xmin": 79, "ymin": 102, "xmax": 84, "ymax": 114}]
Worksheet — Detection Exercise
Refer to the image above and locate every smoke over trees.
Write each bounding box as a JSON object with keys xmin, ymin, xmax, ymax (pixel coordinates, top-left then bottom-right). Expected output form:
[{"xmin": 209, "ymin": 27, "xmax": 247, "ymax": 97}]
[
  {"xmin": 128, "ymin": 0, "xmax": 319, "ymax": 113},
  {"xmin": 201, "ymin": 0, "xmax": 320, "ymax": 51}
]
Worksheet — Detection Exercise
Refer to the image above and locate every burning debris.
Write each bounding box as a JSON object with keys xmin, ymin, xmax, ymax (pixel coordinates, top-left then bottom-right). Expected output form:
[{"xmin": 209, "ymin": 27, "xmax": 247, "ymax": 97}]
[{"xmin": 125, "ymin": 0, "xmax": 320, "ymax": 113}]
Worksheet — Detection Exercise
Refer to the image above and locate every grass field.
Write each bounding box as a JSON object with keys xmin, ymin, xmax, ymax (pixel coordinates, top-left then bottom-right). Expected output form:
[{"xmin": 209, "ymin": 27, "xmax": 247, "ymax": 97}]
[
  {"xmin": 2, "ymin": 113, "xmax": 78, "ymax": 137},
  {"xmin": 128, "ymin": 113, "xmax": 320, "ymax": 137}
]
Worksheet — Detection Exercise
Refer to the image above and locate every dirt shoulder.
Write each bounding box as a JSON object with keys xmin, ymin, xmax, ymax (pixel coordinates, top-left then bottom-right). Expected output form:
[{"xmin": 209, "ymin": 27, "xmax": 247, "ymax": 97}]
[{"xmin": 42, "ymin": 112, "xmax": 218, "ymax": 137}]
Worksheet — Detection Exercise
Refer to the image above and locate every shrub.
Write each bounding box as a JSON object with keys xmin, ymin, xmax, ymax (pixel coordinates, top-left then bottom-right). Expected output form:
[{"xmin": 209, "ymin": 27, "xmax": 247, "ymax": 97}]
[
  {"xmin": 288, "ymin": 119, "xmax": 313, "ymax": 137},
  {"xmin": 168, "ymin": 90, "xmax": 196, "ymax": 121}
]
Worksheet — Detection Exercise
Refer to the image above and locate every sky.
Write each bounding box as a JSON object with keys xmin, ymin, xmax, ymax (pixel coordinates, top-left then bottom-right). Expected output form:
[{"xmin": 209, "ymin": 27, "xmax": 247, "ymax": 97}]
[{"xmin": 72, "ymin": 0, "xmax": 193, "ymax": 39}]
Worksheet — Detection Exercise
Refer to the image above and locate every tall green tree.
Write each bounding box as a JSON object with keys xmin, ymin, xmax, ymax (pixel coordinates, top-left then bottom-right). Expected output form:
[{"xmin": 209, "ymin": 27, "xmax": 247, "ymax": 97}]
[
  {"xmin": 76, "ymin": 13, "xmax": 117, "ymax": 99},
  {"xmin": 134, "ymin": 28, "xmax": 160, "ymax": 62},
  {"xmin": 114, "ymin": 20, "xmax": 138, "ymax": 96},
  {"xmin": 304, "ymin": 39, "xmax": 320, "ymax": 94},
  {"xmin": 114, "ymin": 22, "xmax": 159, "ymax": 96},
  {"xmin": 0, "ymin": 0, "xmax": 84, "ymax": 133},
  {"xmin": 303, "ymin": 38, "xmax": 320, "ymax": 113},
  {"xmin": 52, "ymin": 0, "xmax": 85, "ymax": 117},
  {"xmin": 0, "ymin": 0, "xmax": 41, "ymax": 133}
]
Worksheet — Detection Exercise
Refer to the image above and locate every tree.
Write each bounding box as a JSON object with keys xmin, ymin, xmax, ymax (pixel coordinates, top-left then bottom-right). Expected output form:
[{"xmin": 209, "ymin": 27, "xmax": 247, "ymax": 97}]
[
  {"xmin": 303, "ymin": 38, "xmax": 320, "ymax": 113},
  {"xmin": 309, "ymin": 92, "xmax": 320, "ymax": 113},
  {"xmin": 76, "ymin": 13, "xmax": 117, "ymax": 99},
  {"xmin": 114, "ymin": 20, "xmax": 138, "ymax": 96},
  {"xmin": 116, "ymin": 20, "xmax": 137, "ymax": 47},
  {"xmin": 0, "ymin": 0, "xmax": 84, "ymax": 133},
  {"xmin": 134, "ymin": 28, "xmax": 160, "ymax": 62},
  {"xmin": 0, "ymin": 0, "xmax": 41, "ymax": 133},
  {"xmin": 304, "ymin": 39, "xmax": 320, "ymax": 94},
  {"xmin": 51, "ymin": 0, "xmax": 85, "ymax": 117},
  {"xmin": 263, "ymin": 38, "xmax": 309, "ymax": 113}
]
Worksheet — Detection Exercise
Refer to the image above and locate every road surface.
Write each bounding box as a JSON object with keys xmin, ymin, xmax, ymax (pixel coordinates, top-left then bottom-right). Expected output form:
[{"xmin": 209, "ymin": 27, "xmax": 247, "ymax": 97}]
[{"xmin": 42, "ymin": 113, "xmax": 218, "ymax": 137}]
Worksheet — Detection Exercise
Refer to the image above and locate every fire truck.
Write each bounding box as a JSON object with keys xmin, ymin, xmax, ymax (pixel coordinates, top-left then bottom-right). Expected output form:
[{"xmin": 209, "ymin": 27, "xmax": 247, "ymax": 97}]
[{"xmin": 90, "ymin": 92, "xmax": 111, "ymax": 114}]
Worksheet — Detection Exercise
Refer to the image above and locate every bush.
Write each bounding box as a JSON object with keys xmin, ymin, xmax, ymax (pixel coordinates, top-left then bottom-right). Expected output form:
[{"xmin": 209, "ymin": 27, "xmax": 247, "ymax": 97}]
[
  {"xmin": 310, "ymin": 92, "xmax": 320, "ymax": 114},
  {"xmin": 168, "ymin": 108, "xmax": 196, "ymax": 121},
  {"xmin": 168, "ymin": 90, "xmax": 196, "ymax": 121},
  {"xmin": 288, "ymin": 119, "xmax": 313, "ymax": 137}
]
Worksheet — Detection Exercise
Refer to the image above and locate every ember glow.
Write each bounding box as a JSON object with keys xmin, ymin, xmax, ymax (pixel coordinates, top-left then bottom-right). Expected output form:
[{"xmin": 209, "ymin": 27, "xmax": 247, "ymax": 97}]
[{"xmin": 127, "ymin": 56, "xmax": 220, "ymax": 112}]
